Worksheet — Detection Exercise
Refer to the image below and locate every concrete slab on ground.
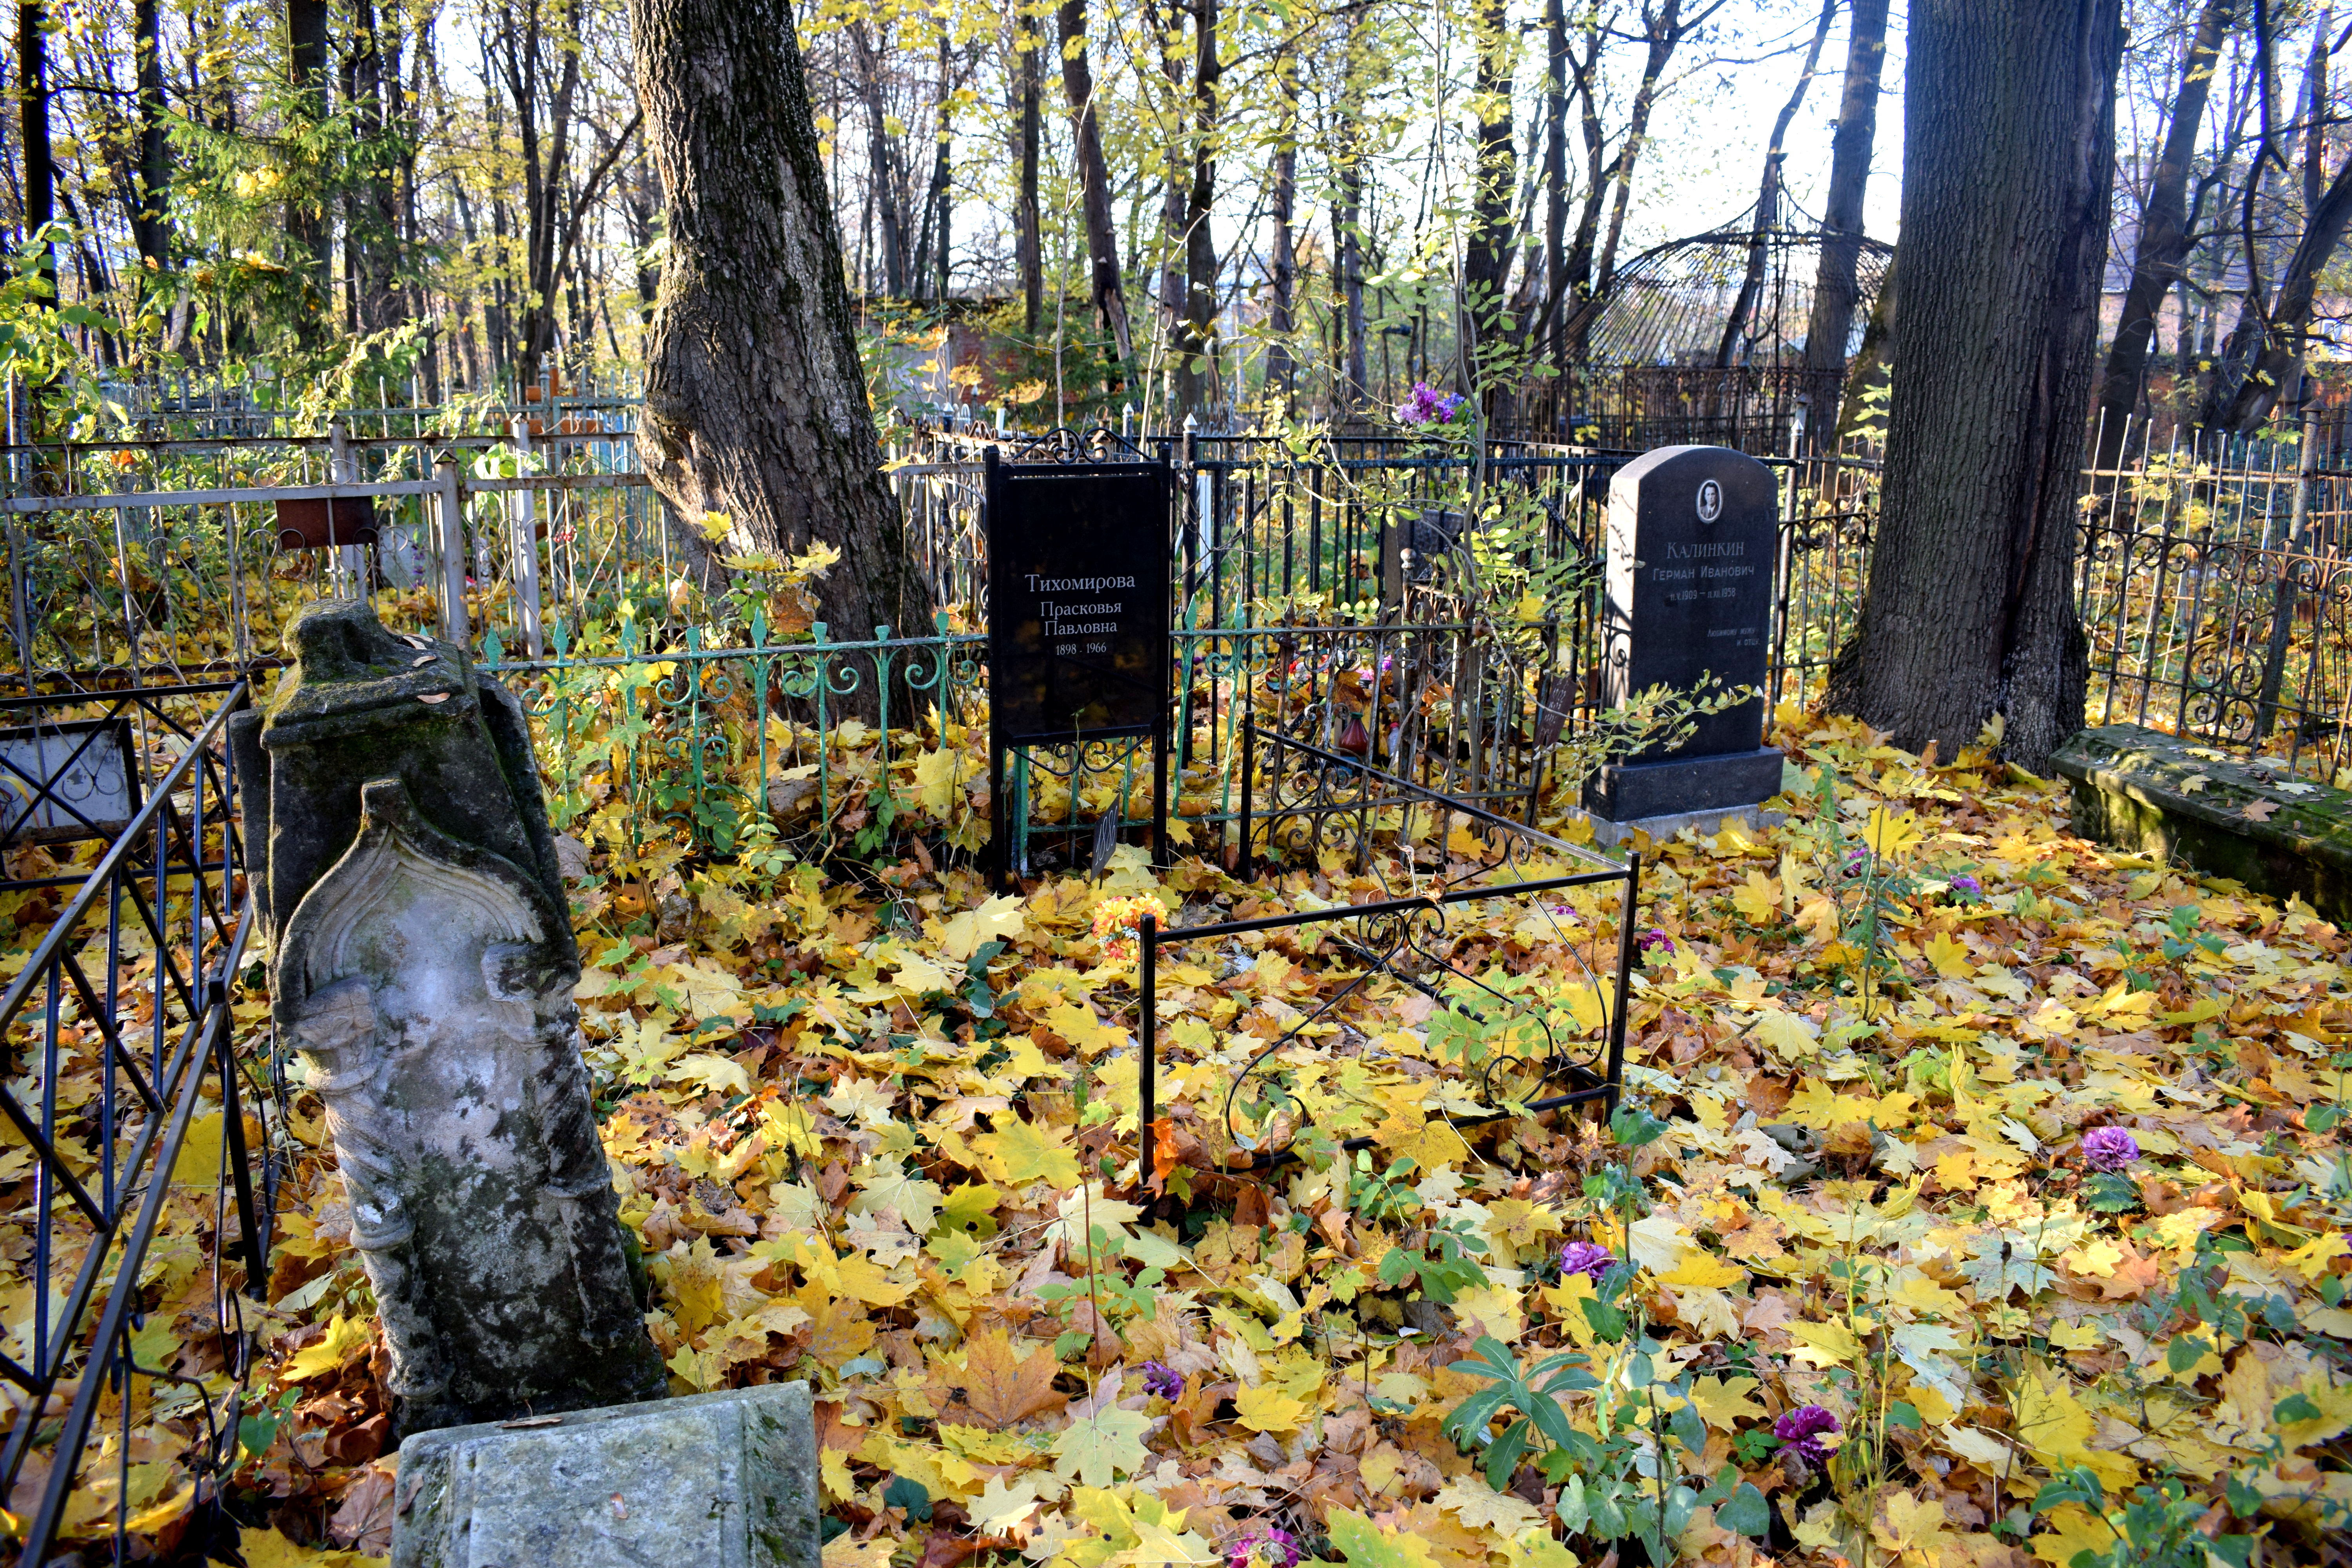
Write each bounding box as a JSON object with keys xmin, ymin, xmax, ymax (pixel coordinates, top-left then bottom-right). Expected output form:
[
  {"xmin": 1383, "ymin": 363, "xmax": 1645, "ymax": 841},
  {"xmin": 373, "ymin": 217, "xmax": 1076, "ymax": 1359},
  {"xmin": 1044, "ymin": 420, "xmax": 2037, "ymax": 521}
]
[
  {"xmin": 390, "ymin": 1381, "xmax": 820, "ymax": 1568},
  {"xmin": 2052, "ymin": 723, "xmax": 2352, "ymax": 922}
]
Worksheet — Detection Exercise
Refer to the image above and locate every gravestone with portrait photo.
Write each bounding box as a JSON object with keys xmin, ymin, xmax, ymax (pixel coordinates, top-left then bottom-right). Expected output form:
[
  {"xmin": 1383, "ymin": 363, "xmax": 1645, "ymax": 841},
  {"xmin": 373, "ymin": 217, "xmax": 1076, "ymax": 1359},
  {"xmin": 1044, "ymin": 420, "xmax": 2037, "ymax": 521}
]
[
  {"xmin": 1581, "ymin": 445, "xmax": 1784, "ymax": 838},
  {"xmin": 984, "ymin": 449, "xmax": 1173, "ymax": 881}
]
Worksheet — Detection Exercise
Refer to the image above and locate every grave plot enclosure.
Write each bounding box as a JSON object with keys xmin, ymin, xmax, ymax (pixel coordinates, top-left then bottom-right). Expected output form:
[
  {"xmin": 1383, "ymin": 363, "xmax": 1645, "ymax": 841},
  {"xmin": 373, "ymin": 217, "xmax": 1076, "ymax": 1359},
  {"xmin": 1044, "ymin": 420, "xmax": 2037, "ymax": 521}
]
[{"xmin": 1139, "ymin": 725, "xmax": 1640, "ymax": 1183}]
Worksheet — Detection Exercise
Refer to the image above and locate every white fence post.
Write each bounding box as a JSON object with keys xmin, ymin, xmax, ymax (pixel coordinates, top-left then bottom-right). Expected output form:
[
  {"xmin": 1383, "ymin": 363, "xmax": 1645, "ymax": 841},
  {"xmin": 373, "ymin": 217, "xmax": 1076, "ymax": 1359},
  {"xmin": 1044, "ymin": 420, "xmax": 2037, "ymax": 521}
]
[
  {"xmin": 507, "ymin": 416, "xmax": 545, "ymax": 659},
  {"xmin": 436, "ymin": 459, "xmax": 470, "ymax": 646},
  {"xmin": 328, "ymin": 419, "xmax": 366, "ymax": 597}
]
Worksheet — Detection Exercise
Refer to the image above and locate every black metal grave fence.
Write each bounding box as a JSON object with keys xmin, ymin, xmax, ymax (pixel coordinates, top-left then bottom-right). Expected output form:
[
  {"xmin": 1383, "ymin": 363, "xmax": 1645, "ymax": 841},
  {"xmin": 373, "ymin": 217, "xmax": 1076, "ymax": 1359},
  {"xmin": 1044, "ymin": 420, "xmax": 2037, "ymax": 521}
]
[
  {"xmin": 1137, "ymin": 723, "xmax": 1641, "ymax": 1182},
  {"xmin": 0, "ymin": 680, "xmax": 275, "ymax": 1564}
]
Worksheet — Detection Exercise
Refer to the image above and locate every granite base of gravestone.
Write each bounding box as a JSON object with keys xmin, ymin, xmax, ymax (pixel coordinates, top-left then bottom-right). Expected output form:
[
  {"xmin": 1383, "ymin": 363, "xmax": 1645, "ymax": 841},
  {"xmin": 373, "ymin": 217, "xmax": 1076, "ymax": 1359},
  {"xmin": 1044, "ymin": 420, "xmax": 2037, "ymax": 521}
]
[
  {"xmin": 390, "ymin": 1381, "xmax": 822, "ymax": 1568},
  {"xmin": 1580, "ymin": 445, "xmax": 1784, "ymax": 836}
]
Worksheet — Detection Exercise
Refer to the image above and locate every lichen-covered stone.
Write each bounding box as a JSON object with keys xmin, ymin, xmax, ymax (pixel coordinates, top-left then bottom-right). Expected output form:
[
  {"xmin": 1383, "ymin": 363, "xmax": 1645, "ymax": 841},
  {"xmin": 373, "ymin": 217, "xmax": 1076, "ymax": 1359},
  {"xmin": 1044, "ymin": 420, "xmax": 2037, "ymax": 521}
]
[
  {"xmin": 230, "ymin": 600, "xmax": 663, "ymax": 1436},
  {"xmin": 2051, "ymin": 722, "xmax": 2352, "ymax": 921},
  {"xmin": 390, "ymin": 1383, "xmax": 823, "ymax": 1568}
]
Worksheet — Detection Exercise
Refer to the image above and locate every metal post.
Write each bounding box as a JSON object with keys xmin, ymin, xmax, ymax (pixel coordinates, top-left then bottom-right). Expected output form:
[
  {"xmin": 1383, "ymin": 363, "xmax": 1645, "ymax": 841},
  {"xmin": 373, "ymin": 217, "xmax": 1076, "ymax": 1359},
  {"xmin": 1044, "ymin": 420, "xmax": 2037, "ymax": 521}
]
[
  {"xmin": 508, "ymin": 417, "xmax": 545, "ymax": 658},
  {"xmin": 2255, "ymin": 410, "xmax": 2322, "ymax": 743},
  {"xmin": 7, "ymin": 516, "xmax": 33, "ymax": 695},
  {"xmin": 1602, "ymin": 851, "xmax": 1641, "ymax": 1117},
  {"xmin": 1238, "ymin": 717, "xmax": 1256, "ymax": 880},
  {"xmin": 435, "ymin": 460, "xmax": 470, "ymax": 645},
  {"xmin": 215, "ymin": 1020, "xmax": 266, "ymax": 1299},
  {"xmin": 1138, "ymin": 914, "xmax": 1157, "ymax": 1194}
]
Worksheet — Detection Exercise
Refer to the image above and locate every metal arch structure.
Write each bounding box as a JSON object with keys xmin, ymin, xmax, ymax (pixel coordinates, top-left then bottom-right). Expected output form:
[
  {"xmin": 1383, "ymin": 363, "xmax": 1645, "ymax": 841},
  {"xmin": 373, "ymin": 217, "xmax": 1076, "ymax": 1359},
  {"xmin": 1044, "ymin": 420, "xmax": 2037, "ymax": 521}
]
[
  {"xmin": 1525, "ymin": 190, "xmax": 1894, "ymax": 453},
  {"xmin": 1576, "ymin": 221, "xmax": 1893, "ymax": 373}
]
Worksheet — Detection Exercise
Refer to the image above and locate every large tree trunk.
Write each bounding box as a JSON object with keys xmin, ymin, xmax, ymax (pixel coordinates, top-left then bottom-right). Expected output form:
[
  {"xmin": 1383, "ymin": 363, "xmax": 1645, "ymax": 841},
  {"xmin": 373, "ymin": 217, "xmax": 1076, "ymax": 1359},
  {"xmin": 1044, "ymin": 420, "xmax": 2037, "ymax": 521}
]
[
  {"xmin": 349, "ymin": 0, "xmax": 406, "ymax": 334},
  {"xmin": 130, "ymin": 0, "xmax": 167, "ymax": 271},
  {"xmin": 1461, "ymin": 0, "xmax": 1516, "ymax": 392},
  {"xmin": 850, "ymin": 25, "xmax": 909, "ymax": 298},
  {"xmin": 1535, "ymin": 0, "xmax": 1568, "ymax": 365},
  {"xmin": 16, "ymin": 0, "xmax": 49, "ymax": 247},
  {"xmin": 1802, "ymin": 0, "xmax": 1889, "ymax": 438},
  {"xmin": 629, "ymin": 0, "xmax": 933, "ymax": 704},
  {"xmin": 1330, "ymin": 12, "xmax": 1370, "ymax": 414},
  {"xmin": 1015, "ymin": 31, "xmax": 1042, "ymax": 334},
  {"xmin": 1056, "ymin": 0, "xmax": 1132, "ymax": 362},
  {"xmin": 2092, "ymin": 0, "xmax": 2232, "ymax": 466},
  {"xmin": 286, "ymin": 0, "xmax": 329, "ymax": 321},
  {"xmin": 910, "ymin": 25, "xmax": 953, "ymax": 303},
  {"xmin": 1558, "ymin": 18, "xmax": 1609, "ymax": 359},
  {"xmin": 1334, "ymin": 140, "xmax": 1367, "ymax": 414},
  {"xmin": 1828, "ymin": 0, "xmax": 2122, "ymax": 770},
  {"xmin": 1172, "ymin": 0, "xmax": 1221, "ymax": 423},
  {"xmin": 1263, "ymin": 76, "xmax": 1297, "ymax": 407}
]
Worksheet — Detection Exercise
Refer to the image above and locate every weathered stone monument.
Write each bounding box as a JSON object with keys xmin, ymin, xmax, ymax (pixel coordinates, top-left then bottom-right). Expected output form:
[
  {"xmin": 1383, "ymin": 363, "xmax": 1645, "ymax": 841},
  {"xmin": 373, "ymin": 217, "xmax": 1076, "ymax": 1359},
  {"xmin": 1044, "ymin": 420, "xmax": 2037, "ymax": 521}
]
[
  {"xmin": 229, "ymin": 600, "xmax": 666, "ymax": 1435},
  {"xmin": 1582, "ymin": 445, "xmax": 1784, "ymax": 842}
]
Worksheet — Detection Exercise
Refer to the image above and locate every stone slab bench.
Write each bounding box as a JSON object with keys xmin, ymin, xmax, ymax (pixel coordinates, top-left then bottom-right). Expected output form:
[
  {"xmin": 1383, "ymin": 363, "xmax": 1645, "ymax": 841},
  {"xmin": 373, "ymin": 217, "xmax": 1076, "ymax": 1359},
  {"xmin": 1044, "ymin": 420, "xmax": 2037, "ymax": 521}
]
[{"xmin": 2051, "ymin": 722, "xmax": 2352, "ymax": 922}]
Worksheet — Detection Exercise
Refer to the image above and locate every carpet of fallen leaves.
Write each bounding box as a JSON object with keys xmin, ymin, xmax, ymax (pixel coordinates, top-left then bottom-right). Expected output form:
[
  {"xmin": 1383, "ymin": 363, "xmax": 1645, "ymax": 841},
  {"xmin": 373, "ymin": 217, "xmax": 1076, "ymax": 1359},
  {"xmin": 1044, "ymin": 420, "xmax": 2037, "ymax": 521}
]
[{"xmin": 37, "ymin": 710, "xmax": 2352, "ymax": 1566}]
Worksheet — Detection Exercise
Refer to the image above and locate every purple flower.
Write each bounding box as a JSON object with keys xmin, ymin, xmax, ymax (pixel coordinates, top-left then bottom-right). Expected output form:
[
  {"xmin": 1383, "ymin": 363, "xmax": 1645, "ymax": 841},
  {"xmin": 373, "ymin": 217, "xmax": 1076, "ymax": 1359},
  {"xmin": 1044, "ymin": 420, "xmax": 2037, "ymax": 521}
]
[
  {"xmin": 1773, "ymin": 1404, "xmax": 1841, "ymax": 1467},
  {"xmin": 1639, "ymin": 928, "xmax": 1675, "ymax": 955},
  {"xmin": 2082, "ymin": 1126, "xmax": 2140, "ymax": 1172},
  {"xmin": 1558, "ymin": 1241, "xmax": 1615, "ymax": 1283},
  {"xmin": 1393, "ymin": 381, "xmax": 1469, "ymax": 428},
  {"xmin": 1140, "ymin": 1360, "xmax": 1184, "ymax": 1399},
  {"xmin": 1949, "ymin": 873, "xmax": 1983, "ymax": 898},
  {"xmin": 1228, "ymin": 1527, "xmax": 1302, "ymax": 1568}
]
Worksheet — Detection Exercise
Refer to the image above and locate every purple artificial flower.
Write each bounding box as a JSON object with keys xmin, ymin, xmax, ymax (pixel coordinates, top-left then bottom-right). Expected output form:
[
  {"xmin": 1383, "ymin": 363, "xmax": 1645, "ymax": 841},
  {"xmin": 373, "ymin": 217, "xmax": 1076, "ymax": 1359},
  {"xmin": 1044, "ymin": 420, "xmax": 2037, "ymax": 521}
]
[
  {"xmin": 1949, "ymin": 873, "xmax": 1983, "ymax": 899},
  {"xmin": 1140, "ymin": 1360, "xmax": 1185, "ymax": 1399},
  {"xmin": 2082, "ymin": 1126, "xmax": 2141, "ymax": 1173},
  {"xmin": 1228, "ymin": 1527, "xmax": 1303, "ymax": 1568},
  {"xmin": 1393, "ymin": 381, "xmax": 1469, "ymax": 428},
  {"xmin": 1639, "ymin": 927, "xmax": 1675, "ymax": 955},
  {"xmin": 1558, "ymin": 1241, "xmax": 1615, "ymax": 1284},
  {"xmin": 1773, "ymin": 1404, "xmax": 1842, "ymax": 1468}
]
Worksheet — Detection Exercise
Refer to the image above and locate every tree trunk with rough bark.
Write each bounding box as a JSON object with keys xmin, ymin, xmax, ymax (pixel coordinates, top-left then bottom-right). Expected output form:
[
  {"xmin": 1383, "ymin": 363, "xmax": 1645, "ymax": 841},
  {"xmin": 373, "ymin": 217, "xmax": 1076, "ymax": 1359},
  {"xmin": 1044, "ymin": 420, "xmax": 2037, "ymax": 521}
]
[
  {"xmin": 2094, "ymin": 0, "xmax": 2233, "ymax": 465},
  {"xmin": 130, "ymin": 0, "xmax": 167, "ymax": 271},
  {"xmin": 1828, "ymin": 0, "xmax": 2122, "ymax": 771},
  {"xmin": 1802, "ymin": 0, "xmax": 1889, "ymax": 441},
  {"xmin": 1057, "ymin": 0, "xmax": 1131, "ymax": 362},
  {"xmin": 628, "ymin": 0, "xmax": 933, "ymax": 708},
  {"xmin": 1016, "ymin": 31, "xmax": 1042, "ymax": 334},
  {"xmin": 286, "ymin": 0, "xmax": 329, "ymax": 321},
  {"xmin": 1264, "ymin": 83, "xmax": 1297, "ymax": 406},
  {"xmin": 1535, "ymin": 0, "xmax": 1568, "ymax": 364},
  {"xmin": 1173, "ymin": 0, "xmax": 1221, "ymax": 422},
  {"xmin": 1461, "ymin": 0, "xmax": 1516, "ymax": 393}
]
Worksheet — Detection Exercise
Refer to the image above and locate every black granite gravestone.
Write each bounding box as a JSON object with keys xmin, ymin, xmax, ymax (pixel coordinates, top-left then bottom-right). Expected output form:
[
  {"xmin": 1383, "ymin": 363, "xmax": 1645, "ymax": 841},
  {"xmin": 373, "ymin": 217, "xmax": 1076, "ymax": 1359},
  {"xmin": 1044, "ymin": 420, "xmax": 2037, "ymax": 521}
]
[
  {"xmin": 1583, "ymin": 445, "xmax": 1784, "ymax": 824},
  {"xmin": 983, "ymin": 449, "xmax": 1172, "ymax": 881}
]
